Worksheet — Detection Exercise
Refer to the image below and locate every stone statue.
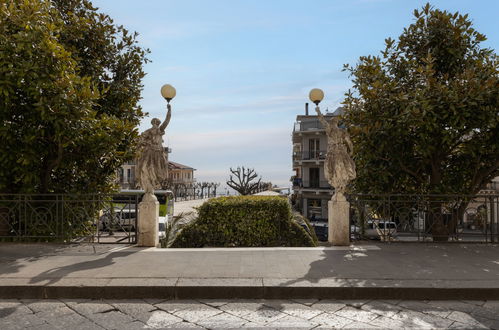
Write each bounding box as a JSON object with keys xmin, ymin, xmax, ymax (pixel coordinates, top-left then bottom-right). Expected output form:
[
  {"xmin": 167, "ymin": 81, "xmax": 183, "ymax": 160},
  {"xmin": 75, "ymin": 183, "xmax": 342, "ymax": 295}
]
[
  {"xmin": 315, "ymin": 107, "xmax": 356, "ymax": 195},
  {"xmin": 136, "ymin": 104, "xmax": 172, "ymax": 194}
]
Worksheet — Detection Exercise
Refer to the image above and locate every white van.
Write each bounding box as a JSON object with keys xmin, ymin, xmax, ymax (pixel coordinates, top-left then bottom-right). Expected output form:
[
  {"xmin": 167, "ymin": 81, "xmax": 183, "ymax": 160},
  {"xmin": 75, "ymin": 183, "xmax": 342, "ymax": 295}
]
[
  {"xmin": 364, "ymin": 220, "xmax": 397, "ymax": 240},
  {"xmin": 158, "ymin": 216, "xmax": 168, "ymax": 238}
]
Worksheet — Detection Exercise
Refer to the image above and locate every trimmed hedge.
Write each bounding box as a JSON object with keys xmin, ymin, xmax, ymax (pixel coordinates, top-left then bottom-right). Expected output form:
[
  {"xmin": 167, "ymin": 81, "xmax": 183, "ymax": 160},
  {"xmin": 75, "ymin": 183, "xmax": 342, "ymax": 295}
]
[{"xmin": 171, "ymin": 196, "xmax": 317, "ymax": 247}]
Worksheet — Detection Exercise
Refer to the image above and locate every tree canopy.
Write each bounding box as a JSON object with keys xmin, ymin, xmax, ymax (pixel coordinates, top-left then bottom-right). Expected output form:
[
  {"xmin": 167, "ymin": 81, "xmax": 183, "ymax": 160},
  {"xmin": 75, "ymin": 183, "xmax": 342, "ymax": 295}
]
[
  {"xmin": 343, "ymin": 4, "xmax": 499, "ymax": 196},
  {"xmin": 0, "ymin": 0, "xmax": 149, "ymax": 194}
]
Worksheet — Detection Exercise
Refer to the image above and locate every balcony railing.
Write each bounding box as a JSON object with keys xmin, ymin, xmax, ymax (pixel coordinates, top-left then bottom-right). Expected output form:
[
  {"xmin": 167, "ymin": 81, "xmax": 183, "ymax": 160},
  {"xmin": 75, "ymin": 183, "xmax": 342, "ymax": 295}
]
[
  {"xmin": 294, "ymin": 120, "xmax": 325, "ymax": 132},
  {"xmin": 301, "ymin": 180, "xmax": 332, "ymax": 190},
  {"xmin": 293, "ymin": 150, "xmax": 327, "ymax": 161}
]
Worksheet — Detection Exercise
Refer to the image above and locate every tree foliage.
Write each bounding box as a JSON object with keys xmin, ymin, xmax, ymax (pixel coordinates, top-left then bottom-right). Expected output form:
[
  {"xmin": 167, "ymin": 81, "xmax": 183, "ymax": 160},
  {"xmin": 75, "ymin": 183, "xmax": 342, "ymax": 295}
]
[
  {"xmin": 0, "ymin": 0, "xmax": 149, "ymax": 194},
  {"xmin": 343, "ymin": 4, "xmax": 499, "ymax": 196}
]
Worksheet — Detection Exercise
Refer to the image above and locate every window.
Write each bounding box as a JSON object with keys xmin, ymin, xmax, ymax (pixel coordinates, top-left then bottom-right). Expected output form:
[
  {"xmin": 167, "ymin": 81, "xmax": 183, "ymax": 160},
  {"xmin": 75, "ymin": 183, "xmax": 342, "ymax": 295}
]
[
  {"xmin": 309, "ymin": 168, "xmax": 319, "ymax": 188},
  {"xmin": 307, "ymin": 198, "xmax": 322, "ymax": 219},
  {"xmin": 309, "ymin": 138, "xmax": 320, "ymax": 159}
]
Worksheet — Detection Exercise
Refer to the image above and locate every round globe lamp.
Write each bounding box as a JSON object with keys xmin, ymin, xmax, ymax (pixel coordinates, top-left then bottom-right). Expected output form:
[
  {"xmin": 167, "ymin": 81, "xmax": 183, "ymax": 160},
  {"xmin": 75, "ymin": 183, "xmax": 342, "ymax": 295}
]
[
  {"xmin": 160, "ymin": 84, "xmax": 176, "ymax": 103},
  {"xmin": 309, "ymin": 88, "xmax": 324, "ymax": 105}
]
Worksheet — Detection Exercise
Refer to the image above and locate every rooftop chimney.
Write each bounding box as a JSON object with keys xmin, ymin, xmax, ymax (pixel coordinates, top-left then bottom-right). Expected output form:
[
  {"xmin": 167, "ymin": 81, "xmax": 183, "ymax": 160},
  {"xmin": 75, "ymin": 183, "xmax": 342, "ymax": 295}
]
[{"xmin": 305, "ymin": 102, "xmax": 309, "ymax": 116}]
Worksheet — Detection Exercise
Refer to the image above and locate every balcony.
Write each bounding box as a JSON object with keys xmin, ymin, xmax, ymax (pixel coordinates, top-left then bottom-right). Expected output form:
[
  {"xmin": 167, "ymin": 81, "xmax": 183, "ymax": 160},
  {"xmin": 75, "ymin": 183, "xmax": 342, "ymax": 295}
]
[
  {"xmin": 293, "ymin": 150, "xmax": 327, "ymax": 162},
  {"xmin": 293, "ymin": 179, "xmax": 332, "ymax": 191},
  {"xmin": 293, "ymin": 120, "xmax": 325, "ymax": 132}
]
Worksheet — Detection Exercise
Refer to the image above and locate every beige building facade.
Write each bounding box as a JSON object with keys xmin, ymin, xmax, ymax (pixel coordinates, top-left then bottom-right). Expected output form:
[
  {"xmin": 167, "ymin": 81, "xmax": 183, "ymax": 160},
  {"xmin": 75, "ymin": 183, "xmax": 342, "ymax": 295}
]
[
  {"xmin": 116, "ymin": 147, "xmax": 196, "ymax": 189},
  {"xmin": 291, "ymin": 105, "xmax": 341, "ymax": 220}
]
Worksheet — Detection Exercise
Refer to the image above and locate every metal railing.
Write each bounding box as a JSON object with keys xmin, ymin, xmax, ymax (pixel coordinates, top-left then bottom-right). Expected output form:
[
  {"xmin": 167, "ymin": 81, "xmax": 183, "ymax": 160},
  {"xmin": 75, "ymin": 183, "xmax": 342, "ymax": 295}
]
[
  {"xmin": 301, "ymin": 181, "xmax": 332, "ymax": 189},
  {"xmin": 0, "ymin": 193, "xmax": 142, "ymax": 243},
  {"xmin": 349, "ymin": 194, "xmax": 499, "ymax": 243},
  {"xmin": 293, "ymin": 150, "xmax": 327, "ymax": 161},
  {"xmin": 294, "ymin": 120, "xmax": 325, "ymax": 132},
  {"xmin": 170, "ymin": 183, "xmax": 219, "ymax": 202}
]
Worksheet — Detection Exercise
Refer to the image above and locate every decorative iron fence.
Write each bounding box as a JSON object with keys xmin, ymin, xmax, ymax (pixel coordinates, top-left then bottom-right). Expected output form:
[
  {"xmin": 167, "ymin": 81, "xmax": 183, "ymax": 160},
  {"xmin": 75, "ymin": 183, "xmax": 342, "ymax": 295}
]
[
  {"xmin": 0, "ymin": 194, "xmax": 140, "ymax": 243},
  {"xmin": 349, "ymin": 194, "xmax": 499, "ymax": 243}
]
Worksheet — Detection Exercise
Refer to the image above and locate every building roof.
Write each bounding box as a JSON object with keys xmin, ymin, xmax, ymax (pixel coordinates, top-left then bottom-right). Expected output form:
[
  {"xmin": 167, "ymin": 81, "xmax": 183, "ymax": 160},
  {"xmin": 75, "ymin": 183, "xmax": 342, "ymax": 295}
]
[{"xmin": 168, "ymin": 161, "xmax": 196, "ymax": 171}]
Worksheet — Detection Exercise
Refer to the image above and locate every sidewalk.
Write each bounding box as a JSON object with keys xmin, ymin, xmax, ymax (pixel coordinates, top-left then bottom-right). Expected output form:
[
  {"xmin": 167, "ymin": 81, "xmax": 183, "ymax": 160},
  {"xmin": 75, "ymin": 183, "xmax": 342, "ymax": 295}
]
[{"xmin": 1, "ymin": 242, "xmax": 499, "ymax": 299}]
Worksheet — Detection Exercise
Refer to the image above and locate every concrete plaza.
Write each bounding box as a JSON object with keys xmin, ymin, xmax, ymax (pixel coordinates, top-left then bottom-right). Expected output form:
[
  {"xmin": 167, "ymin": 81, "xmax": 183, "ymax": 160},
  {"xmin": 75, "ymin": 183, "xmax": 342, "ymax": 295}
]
[{"xmin": 1, "ymin": 242, "xmax": 499, "ymax": 300}]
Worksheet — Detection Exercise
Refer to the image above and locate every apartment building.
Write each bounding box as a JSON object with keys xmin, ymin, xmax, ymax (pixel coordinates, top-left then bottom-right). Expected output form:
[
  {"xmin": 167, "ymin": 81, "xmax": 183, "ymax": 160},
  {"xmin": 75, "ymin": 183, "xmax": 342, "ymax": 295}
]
[
  {"xmin": 168, "ymin": 161, "xmax": 196, "ymax": 184},
  {"xmin": 116, "ymin": 147, "xmax": 196, "ymax": 189},
  {"xmin": 291, "ymin": 104, "xmax": 342, "ymax": 220}
]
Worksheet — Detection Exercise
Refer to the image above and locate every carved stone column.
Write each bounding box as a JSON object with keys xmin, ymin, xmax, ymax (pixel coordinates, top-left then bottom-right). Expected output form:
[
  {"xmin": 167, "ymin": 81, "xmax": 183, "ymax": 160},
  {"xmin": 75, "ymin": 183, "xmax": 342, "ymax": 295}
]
[{"xmin": 137, "ymin": 192, "xmax": 159, "ymax": 247}]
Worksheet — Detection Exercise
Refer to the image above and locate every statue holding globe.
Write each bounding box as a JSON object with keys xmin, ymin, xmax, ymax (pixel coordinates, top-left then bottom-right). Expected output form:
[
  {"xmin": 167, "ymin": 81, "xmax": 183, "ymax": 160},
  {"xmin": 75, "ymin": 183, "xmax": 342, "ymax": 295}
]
[{"xmin": 137, "ymin": 84, "xmax": 176, "ymax": 247}]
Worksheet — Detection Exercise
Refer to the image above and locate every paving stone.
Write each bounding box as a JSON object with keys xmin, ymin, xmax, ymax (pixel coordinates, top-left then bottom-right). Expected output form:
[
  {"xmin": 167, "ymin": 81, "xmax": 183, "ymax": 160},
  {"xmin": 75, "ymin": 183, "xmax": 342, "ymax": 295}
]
[
  {"xmin": 162, "ymin": 320, "xmax": 206, "ymax": 328},
  {"xmin": 218, "ymin": 300, "xmax": 268, "ymax": 318},
  {"xmin": 265, "ymin": 314, "xmax": 319, "ymax": 329},
  {"xmin": 25, "ymin": 323, "xmax": 59, "ymax": 330},
  {"xmin": 333, "ymin": 306, "xmax": 379, "ymax": 323},
  {"xmin": 0, "ymin": 301, "xmax": 33, "ymax": 317},
  {"xmin": 106, "ymin": 299, "xmax": 156, "ymax": 322},
  {"xmin": 143, "ymin": 298, "xmax": 170, "ymax": 305},
  {"xmin": 369, "ymin": 315, "xmax": 407, "ymax": 329},
  {"xmin": 155, "ymin": 300, "xmax": 202, "ymax": 313},
  {"xmin": 360, "ymin": 300, "xmax": 402, "ymax": 318},
  {"xmin": 263, "ymin": 300, "xmax": 323, "ymax": 320},
  {"xmin": 471, "ymin": 306, "xmax": 499, "ymax": 321},
  {"xmin": 196, "ymin": 311, "xmax": 248, "ymax": 328},
  {"xmin": 39, "ymin": 309, "xmax": 91, "ymax": 328},
  {"xmin": 198, "ymin": 299, "xmax": 230, "ymax": 307},
  {"xmin": 173, "ymin": 304, "xmax": 222, "ymax": 323},
  {"xmin": 339, "ymin": 300, "xmax": 369, "ymax": 308},
  {"xmin": 120, "ymin": 321, "xmax": 149, "ymax": 330},
  {"xmin": 237, "ymin": 308, "xmax": 286, "ymax": 325},
  {"xmin": 290, "ymin": 298, "xmax": 319, "ymax": 306},
  {"xmin": 309, "ymin": 300, "xmax": 346, "ymax": 313},
  {"xmin": 390, "ymin": 310, "xmax": 454, "ymax": 329},
  {"xmin": 428, "ymin": 300, "xmax": 480, "ymax": 314},
  {"xmin": 482, "ymin": 300, "xmax": 499, "ymax": 312},
  {"xmin": 0, "ymin": 312, "xmax": 47, "ymax": 328},
  {"xmin": 342, "ymin": 321, "xmax": 380, "ymax": 329},
  {"xmin": 309, "ymin": 312, "xmax": 354, "ymax": 328},
  {"xmin": 84, "ymin": 310, "xmax": 136, "ymax": 329},
  {"xmin": 447, "ymin": 310, "xmax": 485, "ymax": 326},
  {"xmin": 36, "ymin": 305, "xmax": 75, "ymax": 319},
  {"xmin": 22, "ymin": 299, "xmax": 67, "ymax": 312},
  {"xmin": 144, "ymin": 310, "xmax": 184, "ymax": 328},
  {"xmin": 448, "ymin": 320, "xmax": 489, "ymax": 329},
  {"xmin": 472, "ymin": 317, "xmax": 499, "ymax": 330},
  {"xmin": 461, "ymin": 300, "xmax": 487, "ymax": 307},
  {"xmin": 65, "ymin": 300, "xmax": 116, "ymax": 315}
]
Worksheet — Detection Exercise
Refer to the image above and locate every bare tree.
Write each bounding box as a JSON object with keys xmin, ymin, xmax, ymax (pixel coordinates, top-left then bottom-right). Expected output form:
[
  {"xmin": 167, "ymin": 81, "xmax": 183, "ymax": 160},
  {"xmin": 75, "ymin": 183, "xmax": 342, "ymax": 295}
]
[{"xmin": 226, "ymin": 167, "xmax": 262, "ymax": 195}]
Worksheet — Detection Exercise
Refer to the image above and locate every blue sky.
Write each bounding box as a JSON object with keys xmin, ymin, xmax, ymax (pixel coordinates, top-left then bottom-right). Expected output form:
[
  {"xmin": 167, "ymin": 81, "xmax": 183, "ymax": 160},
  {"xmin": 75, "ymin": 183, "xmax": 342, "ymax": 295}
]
[{"xmin": 92, "ymin": 0, "xmax": 499, "ymax": 189}]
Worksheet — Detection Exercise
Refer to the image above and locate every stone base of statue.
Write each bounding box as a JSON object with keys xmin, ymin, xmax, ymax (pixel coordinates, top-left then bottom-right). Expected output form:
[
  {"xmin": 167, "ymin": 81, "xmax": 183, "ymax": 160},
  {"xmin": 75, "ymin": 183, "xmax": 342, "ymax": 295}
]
[
  {"xmin": 137, "ymin": 192, "xmax": 159, "ymax": 247},
  {"xmin": 328, "ymin": 192, "xmax": 350, "ymax": 246}
]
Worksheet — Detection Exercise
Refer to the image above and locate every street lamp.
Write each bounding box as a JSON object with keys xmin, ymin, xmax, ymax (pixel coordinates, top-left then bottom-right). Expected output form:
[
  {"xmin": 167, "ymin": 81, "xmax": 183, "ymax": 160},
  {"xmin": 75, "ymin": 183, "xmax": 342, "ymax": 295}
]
[
  {"xmin": 309, "ymin": 88, "xmax": 324, "ymax": 105},
  {"xmin": 160, "ymin": 84, "xmax": 176, "ymax": 103}
]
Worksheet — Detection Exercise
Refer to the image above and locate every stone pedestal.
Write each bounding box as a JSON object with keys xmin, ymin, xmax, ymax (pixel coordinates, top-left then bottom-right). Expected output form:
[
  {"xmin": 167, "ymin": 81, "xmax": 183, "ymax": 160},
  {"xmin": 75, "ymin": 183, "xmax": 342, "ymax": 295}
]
[
  {"xmin": 137, "ymin": 193, "xmax": 159, "ymax": 247},
  {"xmin": 328, "ymin": 192, "xmax": 350, "ymax": 246}
]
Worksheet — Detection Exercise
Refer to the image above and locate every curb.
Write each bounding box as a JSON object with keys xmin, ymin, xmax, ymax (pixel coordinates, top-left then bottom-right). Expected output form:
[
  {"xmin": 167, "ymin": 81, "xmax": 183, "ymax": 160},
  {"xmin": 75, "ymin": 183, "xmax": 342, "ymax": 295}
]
[{"xmin": 2, "ymin": 285, "xmax": 499, "ymax": 300}]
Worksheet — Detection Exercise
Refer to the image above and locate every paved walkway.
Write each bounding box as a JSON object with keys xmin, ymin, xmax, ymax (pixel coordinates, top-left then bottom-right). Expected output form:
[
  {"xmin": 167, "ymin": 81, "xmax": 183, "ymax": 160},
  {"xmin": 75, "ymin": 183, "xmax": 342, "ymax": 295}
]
[
  {"xmin": 173, "ymin": 199, "xmax": 209, "ymax": 216},
  {"xmin": 1, "ymin": 243, "xmax": 499, "ymax": 300},
  {"xmin": 1, "ymin": 298, "xmax": 499, "ymax": 329}
]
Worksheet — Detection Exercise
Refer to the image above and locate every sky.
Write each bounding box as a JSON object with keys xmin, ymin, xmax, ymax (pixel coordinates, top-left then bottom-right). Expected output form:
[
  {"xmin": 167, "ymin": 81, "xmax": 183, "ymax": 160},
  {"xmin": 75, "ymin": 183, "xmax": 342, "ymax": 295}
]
[{"xmin": 92, "ymin": 0, "xmax": 499, "ymax": 191}]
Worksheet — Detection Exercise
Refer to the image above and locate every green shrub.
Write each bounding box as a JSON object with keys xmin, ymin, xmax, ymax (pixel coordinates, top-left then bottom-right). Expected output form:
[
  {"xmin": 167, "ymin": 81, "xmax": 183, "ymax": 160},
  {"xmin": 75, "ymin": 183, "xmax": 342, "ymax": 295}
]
[{"xmin": 170, "ymin": 196, "xmax": 316, "ymax": 247}]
